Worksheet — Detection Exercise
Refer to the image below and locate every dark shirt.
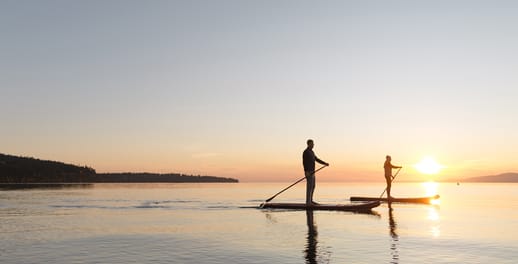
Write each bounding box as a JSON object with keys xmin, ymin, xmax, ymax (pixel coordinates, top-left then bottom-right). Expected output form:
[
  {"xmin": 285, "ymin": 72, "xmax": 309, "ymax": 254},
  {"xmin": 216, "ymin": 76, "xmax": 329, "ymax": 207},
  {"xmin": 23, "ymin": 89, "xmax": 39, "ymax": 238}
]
[{"xmin": 303, "ymin": 148, "xmax": 326, "ymax": 172}]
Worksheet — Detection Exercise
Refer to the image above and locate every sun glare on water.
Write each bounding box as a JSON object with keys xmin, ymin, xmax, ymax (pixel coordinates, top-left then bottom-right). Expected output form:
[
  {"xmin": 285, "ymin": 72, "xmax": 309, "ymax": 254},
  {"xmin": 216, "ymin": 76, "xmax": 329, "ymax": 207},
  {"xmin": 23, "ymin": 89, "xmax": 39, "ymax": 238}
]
[
  {"xmin": 421, "ymin": 181, "xmax": 438, "ymax": 196},
  {"xmin": 415, "ymin": 156, "xmax": 443, "ymax": 175},
  {"xmin": 422, "ymin": 181, "xmax": 441, "ymax": 205}
]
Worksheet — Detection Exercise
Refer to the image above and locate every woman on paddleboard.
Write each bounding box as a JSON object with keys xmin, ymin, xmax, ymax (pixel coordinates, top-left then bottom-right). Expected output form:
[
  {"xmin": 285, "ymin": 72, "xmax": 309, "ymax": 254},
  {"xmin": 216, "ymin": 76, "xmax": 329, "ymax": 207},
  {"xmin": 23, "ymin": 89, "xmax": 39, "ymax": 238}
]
[{"xmin": 384, "ymin": 155, "xmax": 402, "ymax": 199}]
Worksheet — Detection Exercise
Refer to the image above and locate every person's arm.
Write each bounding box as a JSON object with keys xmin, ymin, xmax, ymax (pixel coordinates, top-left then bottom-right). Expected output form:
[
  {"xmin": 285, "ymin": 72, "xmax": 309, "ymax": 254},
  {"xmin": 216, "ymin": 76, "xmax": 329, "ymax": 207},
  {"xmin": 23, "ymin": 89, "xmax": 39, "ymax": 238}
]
[
  {"xmin": 390, "ymin": 162, "xmax": 402, "ymax": 169},
  {"xmin": 315, "ymin": 156, "xmax": 329, "ymax": 166},
  {"xmin": 390, "ymin": 165, "xmax": 402, "ymax": 180}
]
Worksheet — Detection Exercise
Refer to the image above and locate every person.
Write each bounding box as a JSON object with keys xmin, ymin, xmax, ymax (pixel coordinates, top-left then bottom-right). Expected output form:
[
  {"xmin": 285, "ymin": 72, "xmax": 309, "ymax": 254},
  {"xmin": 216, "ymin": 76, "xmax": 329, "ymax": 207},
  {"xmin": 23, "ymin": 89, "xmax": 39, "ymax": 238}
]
[
  {"xmin": 384, "ymin": 155, "xmax": 402, "ymax": 199},
  {"xmin": 303, "ymin": 139, "xmax": 329, "ymax": 205}
]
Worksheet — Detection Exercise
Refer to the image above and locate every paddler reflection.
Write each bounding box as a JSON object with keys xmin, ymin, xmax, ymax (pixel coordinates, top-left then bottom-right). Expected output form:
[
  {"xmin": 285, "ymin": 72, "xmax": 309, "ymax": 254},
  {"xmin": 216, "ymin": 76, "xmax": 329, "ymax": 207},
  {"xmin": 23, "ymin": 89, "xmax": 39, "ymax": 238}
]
[
  {"xmin": 305, "ymin": 210, "xmax": 318, "ymax": 264},
  {"xmin": 388, "ymin": 202, "xmax": 399, "ymax": 264}
]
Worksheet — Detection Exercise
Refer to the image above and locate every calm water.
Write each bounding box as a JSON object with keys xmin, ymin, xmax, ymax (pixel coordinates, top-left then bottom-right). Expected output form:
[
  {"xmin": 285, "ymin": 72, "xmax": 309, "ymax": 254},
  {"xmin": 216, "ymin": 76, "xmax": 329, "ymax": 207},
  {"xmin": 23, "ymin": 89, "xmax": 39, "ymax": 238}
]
[{"xmin": 1, "ymin": 182, "xmax": 517, "ymax": 263}]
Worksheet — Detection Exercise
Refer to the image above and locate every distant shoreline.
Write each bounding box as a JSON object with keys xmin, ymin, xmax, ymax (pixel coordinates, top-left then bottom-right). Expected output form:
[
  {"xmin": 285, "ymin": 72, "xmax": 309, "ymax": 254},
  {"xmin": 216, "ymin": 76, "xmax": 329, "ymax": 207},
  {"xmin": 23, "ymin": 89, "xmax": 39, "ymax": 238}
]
[
  {"xmin": 0, "ymin": 153, "xmax": 239, "ymax": 184},
  {"xmin": 0, "ymin": 182, "xmax": 238, "ymax": 190},
  {"xmin": 446, "ymin": 172, "xmax": 518, "ymax": 183},
  {"xmin": 92, "ymin": 173, "xmax": 239, "ymax": 183}
]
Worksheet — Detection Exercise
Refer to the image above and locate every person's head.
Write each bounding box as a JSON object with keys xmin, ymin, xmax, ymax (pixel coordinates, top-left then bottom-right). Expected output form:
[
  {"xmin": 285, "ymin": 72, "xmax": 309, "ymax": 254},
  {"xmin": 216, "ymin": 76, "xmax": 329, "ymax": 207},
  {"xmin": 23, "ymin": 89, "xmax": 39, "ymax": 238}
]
[
  {"xmin": 307, "ymin": 139, "xmax": 314, "ymax": 149},
  {"xmin": 386, "ymin": 155, "xmax": 391, "ymax": 161}
]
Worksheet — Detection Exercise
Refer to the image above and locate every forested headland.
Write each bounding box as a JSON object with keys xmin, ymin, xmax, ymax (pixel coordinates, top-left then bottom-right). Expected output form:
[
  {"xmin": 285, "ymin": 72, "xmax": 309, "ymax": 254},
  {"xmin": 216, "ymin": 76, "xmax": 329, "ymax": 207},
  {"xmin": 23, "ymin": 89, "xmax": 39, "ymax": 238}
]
[{"xmin": 0, "ymin": 153, "xmax": 238, "ymax": 183}]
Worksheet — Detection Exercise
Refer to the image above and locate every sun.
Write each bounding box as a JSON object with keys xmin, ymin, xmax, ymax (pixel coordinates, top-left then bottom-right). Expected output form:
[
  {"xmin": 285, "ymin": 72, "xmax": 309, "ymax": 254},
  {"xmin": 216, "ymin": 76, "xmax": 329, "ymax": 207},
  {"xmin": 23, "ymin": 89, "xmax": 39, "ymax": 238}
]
[{"xmin": 415, "ymin": 157, "xmax": 443, "ymax": 175}]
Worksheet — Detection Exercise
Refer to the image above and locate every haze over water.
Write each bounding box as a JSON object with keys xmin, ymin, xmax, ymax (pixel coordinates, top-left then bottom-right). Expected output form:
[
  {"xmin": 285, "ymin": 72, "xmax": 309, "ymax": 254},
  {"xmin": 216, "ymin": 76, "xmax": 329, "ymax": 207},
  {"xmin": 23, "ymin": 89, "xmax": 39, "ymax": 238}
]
[{"xmin": 1, "ymin": 182, "xmax": 517, "ymax": 263}]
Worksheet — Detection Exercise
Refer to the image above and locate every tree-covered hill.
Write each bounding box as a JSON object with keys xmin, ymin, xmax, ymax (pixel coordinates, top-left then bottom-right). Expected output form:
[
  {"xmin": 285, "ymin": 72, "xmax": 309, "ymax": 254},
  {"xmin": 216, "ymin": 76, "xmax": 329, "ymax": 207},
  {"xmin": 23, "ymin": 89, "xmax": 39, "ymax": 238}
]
[
  {"xmin": 0, "ymin": 153, "xmax": 238, "ymax": 183},
  {"xmin": 0, "ymin": 153, "xmax": 95, "ymax": 183}
]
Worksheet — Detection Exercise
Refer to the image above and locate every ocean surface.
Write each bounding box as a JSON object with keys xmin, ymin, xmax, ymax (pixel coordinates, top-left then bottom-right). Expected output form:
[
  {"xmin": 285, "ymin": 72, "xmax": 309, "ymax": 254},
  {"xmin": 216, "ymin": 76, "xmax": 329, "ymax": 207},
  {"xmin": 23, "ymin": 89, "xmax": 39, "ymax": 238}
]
[{"xmin": 1, "ymin": 182, "xmax": 517, "ymax": 264}]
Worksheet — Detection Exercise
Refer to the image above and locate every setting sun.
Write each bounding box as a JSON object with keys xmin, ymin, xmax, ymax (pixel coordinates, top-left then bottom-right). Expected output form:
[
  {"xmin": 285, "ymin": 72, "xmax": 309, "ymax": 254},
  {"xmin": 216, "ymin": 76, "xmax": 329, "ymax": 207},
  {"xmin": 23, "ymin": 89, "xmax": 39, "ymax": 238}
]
[{"xmin": 415, "ymin": 157, "xmax": 443, "ymax": 175}]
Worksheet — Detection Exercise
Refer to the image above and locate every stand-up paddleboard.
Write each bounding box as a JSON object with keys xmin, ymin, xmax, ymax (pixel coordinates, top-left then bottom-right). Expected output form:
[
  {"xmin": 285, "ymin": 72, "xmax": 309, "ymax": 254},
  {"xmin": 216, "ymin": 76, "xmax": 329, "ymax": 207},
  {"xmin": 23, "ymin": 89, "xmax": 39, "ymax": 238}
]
[
  {"xmin": 350, "ymin": 194, "xmax": 440, "ymax": 204},
  {"xmin": 260, "ymin": 201, "xmax": 380, "ymax": 212}
]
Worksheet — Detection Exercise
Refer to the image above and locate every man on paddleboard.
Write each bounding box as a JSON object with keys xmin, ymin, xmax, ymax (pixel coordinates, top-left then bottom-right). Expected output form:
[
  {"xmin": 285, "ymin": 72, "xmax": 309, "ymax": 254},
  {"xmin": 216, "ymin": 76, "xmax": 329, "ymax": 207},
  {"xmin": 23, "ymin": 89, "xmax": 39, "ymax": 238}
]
[
  {"xmin": 384, "ymin": 155, "xmax": 402, "ymax": 199},
  {"xmin": 303, "ymin": 139, "xmax": 329, "ymax": 205}
]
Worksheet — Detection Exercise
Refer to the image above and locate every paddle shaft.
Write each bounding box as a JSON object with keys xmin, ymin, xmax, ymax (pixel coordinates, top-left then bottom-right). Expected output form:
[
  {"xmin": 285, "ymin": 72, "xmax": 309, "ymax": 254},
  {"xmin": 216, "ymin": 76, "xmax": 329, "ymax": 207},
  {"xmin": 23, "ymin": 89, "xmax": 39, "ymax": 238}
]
[
  {"xmin": 264, "ymin": 165, "xmax": 327, "ymax": 203},
  {"xmin": 380, "ymin": 167, "xmax": 401, "ymax": 198}
]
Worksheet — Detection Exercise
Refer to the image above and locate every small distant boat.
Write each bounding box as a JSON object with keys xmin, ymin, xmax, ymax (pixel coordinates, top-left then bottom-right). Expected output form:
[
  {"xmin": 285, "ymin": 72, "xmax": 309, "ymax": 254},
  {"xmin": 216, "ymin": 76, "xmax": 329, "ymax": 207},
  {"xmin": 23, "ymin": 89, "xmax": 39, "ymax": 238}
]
[
  {"xmin": 350, "ymin": 195, "xmax": 440, "ymax": 204},
  {"xmin": 260, "ymin": 201, "xmax": 380, "ymax": 212}
]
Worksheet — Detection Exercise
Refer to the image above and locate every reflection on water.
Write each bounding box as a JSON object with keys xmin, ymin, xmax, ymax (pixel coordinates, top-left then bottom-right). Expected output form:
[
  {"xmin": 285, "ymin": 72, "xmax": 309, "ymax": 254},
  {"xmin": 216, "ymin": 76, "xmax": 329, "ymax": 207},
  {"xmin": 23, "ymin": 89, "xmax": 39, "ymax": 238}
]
[
  {"xmin": 264, "ymin": 212, "xmax": 278, "ymax": 223},
  {"xmin": 304, "ymin": 210, "xmax": 333, "ymax": 264},
  {"xmin": 427, "ymin": 207, "xmax": 440, "ymax": 221},
  {"xmin": 421, "ymin": 181, "xmax": 439, "ymax": 197},
  {"xmin": 387, "ymin": 200, "xmax": 443, "ymax": 263},
  {"xmin": 305, "ymin": 210, "xmax": 318, "ymax": 264},
  {"xmin": 388, "ymin": 202, "xmax": 399, "ymax": 264},
  {"xmin": 0, "ymin": 183, "xmax": 93, "ymax": 190},
  {"xmin": 2, "ymin": 182, "xmax": 517, "ymax": 264},
  {"xmin": 428, "ymin": 207, "xmax": 441, "ymax": 237}
]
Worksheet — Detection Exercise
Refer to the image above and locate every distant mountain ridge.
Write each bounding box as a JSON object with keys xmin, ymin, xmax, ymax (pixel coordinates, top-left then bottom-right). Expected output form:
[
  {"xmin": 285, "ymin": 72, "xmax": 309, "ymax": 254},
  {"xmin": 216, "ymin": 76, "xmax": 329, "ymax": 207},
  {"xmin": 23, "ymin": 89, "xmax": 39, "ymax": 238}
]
[
  {"xmin": 0, "ymin": 153, "xmax": 238, "ymax": 183},
  {"xmin": 463, "ymin": 172, "xmax": 518, "ymax": 183}
]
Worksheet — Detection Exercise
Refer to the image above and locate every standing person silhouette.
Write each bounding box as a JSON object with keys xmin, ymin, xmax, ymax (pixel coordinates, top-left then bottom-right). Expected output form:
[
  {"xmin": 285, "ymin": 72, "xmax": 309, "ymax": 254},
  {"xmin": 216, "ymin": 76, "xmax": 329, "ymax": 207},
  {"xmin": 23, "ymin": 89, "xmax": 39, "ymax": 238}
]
[
  {"xmin": 303, "ymin": 139, "xmax": 329, "ymax": 205},
  {"xmin": 384, "ymin": 155, "xmax": 402, "ymax": 199}
]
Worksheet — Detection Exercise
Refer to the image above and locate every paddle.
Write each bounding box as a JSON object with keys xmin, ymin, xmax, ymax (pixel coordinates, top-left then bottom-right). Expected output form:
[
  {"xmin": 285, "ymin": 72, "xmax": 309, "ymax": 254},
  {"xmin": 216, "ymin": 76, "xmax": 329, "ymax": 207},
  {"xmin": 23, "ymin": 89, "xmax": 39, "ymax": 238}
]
[
  {"xmin": 380, "ymin": 167, "xmax": 401, "ymax": 198},
  {"xmin": 260, "ymin": 165, "xmax": 327, "ymax": 207}
]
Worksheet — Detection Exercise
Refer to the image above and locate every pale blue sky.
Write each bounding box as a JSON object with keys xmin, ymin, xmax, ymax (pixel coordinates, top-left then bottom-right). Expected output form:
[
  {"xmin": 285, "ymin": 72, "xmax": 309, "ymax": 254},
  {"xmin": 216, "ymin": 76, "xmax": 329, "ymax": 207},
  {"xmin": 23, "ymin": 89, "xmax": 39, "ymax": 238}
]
[{"xmin": 2, "ymin": 1, "xmax": 517, "ymax": 181}]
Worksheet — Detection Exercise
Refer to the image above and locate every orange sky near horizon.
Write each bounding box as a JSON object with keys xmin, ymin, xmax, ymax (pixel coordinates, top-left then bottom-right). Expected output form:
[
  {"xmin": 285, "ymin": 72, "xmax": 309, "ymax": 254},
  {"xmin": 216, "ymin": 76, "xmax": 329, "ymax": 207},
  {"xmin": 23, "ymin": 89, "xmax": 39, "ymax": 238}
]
[{"xmin": 34, "ymin": 136, "xmax": 512, "ymax": 183}]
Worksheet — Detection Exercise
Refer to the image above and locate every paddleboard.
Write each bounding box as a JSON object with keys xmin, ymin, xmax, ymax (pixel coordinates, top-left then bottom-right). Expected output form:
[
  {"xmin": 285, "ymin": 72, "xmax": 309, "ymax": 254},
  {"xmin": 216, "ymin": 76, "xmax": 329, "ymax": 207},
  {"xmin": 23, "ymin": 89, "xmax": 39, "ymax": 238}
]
[
  {"xmin": 260, "ymin": 201, "xmax": 380, "ymax": 212},
  {"xmin": 350, "ymin": 195, "xmax": 440, "ymax": 204}
]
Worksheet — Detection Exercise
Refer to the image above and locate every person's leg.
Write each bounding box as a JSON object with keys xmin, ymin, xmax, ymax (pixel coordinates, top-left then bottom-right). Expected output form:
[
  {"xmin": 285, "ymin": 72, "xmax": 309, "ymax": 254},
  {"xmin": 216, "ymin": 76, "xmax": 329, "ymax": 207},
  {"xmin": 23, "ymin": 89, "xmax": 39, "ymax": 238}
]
[
  {"xmin": 385, "ymin": 176, "xmax": 392, "ymax": 198},
  {"xmin": 305, "ymin": 171, "xmax": 314, "ymax": 205},
  {"xmin": 310, "ymin": 175, "xmax": 317, "ymax": 204}
]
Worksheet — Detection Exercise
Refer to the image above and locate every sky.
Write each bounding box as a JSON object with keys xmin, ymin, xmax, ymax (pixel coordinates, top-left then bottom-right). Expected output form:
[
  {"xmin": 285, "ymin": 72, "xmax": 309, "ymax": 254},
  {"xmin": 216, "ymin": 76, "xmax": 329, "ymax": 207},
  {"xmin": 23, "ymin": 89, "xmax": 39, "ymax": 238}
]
[{"xmin": 1, "ymin": 0, "xmax": 518, "ymax": 182}]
